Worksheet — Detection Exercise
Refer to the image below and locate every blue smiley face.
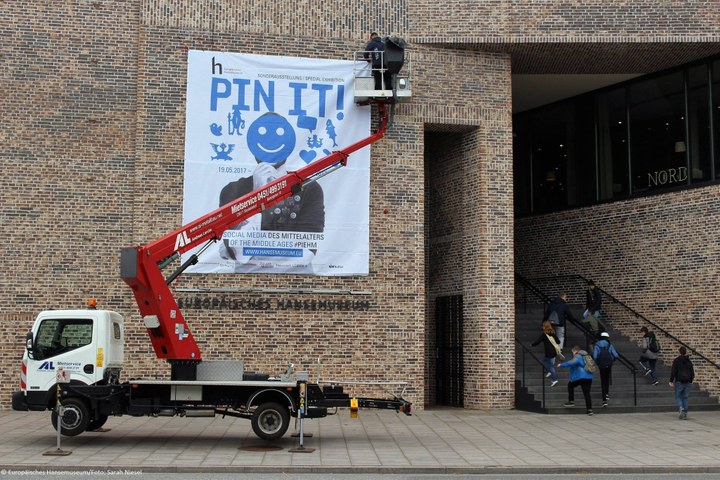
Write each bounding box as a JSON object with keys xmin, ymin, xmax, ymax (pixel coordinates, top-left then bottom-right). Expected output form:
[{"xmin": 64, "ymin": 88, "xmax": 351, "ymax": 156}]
[{"xmin": 246, "ymin": 113, "xmax": 296, "ymax": 164}]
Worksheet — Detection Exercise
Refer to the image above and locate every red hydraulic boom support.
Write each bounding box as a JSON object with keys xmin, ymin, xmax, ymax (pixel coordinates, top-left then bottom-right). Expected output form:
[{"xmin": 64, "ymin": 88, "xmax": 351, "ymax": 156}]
[{"xmin": 121, "ymin": 103, "xmax": 389, "ymax": 362}]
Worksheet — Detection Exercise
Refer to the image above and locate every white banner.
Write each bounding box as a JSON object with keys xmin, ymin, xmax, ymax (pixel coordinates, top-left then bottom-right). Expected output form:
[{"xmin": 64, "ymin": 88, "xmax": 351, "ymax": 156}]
[{"xmin": 182, "ymin": 50, "xmax": 371, "ymax": 275}]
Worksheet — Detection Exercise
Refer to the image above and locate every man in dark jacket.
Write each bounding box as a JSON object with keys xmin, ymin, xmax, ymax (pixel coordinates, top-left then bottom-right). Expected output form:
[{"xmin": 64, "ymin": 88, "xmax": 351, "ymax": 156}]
[
  {"xmin": 669, "ymin": 346, "xmax": 695, "ymax": 420},
  {"xmin": 364, "ymin": 32, "xmax": 391, "ymax": 90},
  {"xmin": 543, "ymin": 292, "xmax": 576, "ymax": 351}
]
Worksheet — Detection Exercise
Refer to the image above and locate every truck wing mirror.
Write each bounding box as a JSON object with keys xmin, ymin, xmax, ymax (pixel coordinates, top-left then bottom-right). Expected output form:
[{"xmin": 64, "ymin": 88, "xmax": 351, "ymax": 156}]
[{"xmin": 25, "ymin": 331, "xmax": 34, "ymax": 359}]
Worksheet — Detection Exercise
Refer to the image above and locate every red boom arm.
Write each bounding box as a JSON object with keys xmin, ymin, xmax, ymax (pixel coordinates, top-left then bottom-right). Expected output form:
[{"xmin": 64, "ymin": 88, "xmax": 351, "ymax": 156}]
[{"xmin": 121, "ymin": 104, "xmax": 389, "ymax": 361}]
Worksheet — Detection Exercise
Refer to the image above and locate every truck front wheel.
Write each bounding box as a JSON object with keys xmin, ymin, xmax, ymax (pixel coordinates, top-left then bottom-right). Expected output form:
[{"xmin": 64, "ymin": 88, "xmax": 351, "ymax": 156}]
[
  {"xmin": 251, "ymin": 402, "xmax": 290, "ymax": 441},
  {"xmin": 50, "ymin": 398, "xmax": 90, "ymax": 436}
]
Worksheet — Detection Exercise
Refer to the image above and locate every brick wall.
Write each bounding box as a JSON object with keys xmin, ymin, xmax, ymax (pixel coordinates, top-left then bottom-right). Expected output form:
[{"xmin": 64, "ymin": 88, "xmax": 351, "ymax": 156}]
[
  {"xmin": 410, "ymin": 0, "xmax": 720, "ymax": 41},
  {"xmin": 515, "ymin": 185, "xmax": 720, "ymax": 398},
  {"xmin": 1, "ymin": 0, "xmax": 516, "ymax": 412},
  {"xmin": 423, "ymin": 44, "xmax": 515, "ymax": 409},
  {"xmin": 1, "ymin": 0, "xmax": 141, "ymax": 404},
  {"xmin": 1, "ymin": 0, "xmax": 712, "ymax": 414}
]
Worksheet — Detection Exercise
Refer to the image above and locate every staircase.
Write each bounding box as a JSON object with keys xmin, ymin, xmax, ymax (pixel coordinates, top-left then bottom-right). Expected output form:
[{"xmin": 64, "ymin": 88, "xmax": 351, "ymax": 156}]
[{"xmin": 515, "ymin": 303, "xmax": 720, "ymax": 414}]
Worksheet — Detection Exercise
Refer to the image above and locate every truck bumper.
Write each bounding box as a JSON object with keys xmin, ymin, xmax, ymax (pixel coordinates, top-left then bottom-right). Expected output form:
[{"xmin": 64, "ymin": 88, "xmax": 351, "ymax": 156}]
[
  {"xmin": 13, "ymin": 390, "xmax": 49, "ymax": 411},
  {"xmin": 11, "ymin": 391, "xmax": 28, "ymax": 411}
]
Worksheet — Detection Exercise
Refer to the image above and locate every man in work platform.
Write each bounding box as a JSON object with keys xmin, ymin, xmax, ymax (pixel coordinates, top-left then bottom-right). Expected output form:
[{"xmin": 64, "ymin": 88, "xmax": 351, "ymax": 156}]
[{"xmin": 364, "ymin": 32, "xmax": 391, "ymax": 90}]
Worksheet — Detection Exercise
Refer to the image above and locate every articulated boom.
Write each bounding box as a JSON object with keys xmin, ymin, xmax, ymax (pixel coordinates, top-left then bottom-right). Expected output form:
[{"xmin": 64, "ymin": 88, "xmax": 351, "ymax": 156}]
[{"xmin": 121, "ymin": 103, "xmax": 389, "ymax": 362}]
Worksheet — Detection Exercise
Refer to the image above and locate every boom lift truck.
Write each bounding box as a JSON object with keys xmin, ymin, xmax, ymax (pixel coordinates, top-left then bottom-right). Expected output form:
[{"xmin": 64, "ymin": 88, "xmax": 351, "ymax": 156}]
[{"xmin": 12, "ymin": 44, "xmax": 413, "ymax": 442}]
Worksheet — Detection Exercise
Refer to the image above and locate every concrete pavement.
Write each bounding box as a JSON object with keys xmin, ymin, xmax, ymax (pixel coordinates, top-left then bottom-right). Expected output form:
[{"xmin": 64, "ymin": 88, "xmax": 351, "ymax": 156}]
[{"xmin": 1, "ymin": 408, "xmax": 719, "ymax": 474}]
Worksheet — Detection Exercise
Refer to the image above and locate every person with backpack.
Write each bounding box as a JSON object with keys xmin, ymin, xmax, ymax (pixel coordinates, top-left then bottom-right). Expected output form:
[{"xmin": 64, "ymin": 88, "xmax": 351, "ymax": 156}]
[
  {"xmin": 669, "ymin": 346, "xmax": 695, "ymax": 420},
  {"xmin": 583, "ymin": 280, "xmax": 603, "ymax": 334},
  {"xmin": 593, "ymin": 331, "xmax": 620, "ymax": 407},
  {"xmin": 531, "ymin": 321, "xmax": 563, "ymax": 387},
  {"xmin": 639, "ymin": 326, "xmax": 660, "ymax": 385},
  {"xmin": 543, "ymin": 292, "xmax": 577, "ymax": 351},
  {"xmin": 558, "ymin": 344, "xmax": 595, "ymax": 415}
]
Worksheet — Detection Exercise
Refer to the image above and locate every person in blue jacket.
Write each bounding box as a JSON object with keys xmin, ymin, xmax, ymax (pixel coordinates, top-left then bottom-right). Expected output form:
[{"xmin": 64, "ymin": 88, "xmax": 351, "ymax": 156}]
[
  {"xmin": 593, "ymin": 331, "xmax": 620, "ymax": 407},
  {"xmin": 558, "ymin": 345, "xmax": 594, "ymax": 415}
]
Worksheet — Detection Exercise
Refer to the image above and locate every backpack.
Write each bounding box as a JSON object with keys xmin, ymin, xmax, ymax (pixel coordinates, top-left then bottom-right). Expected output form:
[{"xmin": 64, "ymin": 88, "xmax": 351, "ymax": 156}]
[
  {"xmin": 648, "ymin": 333, "xmax": 661, "ymax": 353},
  {"xmin": 582, "ymin": 354, "xmax": 597, "ymax": 373},
  {"xmin": 596, "ymin": 345, "xmax": 614, "ymax": 369},
  {"xmin": 547, "ymin": 310, "xmax": 560, "ymax": 326},
  {"xmin": 676, "ymin": 357, "xmax": 694, "ymax": 383}
]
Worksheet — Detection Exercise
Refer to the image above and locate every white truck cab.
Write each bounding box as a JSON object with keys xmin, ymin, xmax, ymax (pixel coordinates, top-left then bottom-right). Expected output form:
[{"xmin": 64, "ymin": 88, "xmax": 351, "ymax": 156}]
[{"xmin": 14, "ymin": 305, "xmax": 124, "ymax": 411}]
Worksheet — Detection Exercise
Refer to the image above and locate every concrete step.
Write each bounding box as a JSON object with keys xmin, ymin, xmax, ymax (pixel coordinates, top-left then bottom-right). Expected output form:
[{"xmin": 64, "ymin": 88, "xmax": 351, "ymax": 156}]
[{"xmin": 545, "ymin": 403, "xmax": 720, "ymax": 415}]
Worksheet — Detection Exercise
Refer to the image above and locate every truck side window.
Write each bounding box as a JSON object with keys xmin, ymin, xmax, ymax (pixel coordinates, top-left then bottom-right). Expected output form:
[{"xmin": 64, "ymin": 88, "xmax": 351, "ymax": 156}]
[{"xmin": 34, "ymin": 318, "xmax": 93, "ymax": 360}]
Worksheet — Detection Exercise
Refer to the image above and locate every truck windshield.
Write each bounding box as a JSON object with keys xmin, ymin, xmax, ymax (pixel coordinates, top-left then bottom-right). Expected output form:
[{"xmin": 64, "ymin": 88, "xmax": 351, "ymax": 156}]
[{"xmin": 34, "ymin": 318, "xmax": 93, "ymax": 360}]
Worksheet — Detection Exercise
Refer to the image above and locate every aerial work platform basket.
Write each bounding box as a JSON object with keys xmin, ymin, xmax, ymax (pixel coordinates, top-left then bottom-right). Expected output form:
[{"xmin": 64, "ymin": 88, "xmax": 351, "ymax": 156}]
[{"xmin": 353, "ymin": 36, "xmax": 411, "ymax": 105}]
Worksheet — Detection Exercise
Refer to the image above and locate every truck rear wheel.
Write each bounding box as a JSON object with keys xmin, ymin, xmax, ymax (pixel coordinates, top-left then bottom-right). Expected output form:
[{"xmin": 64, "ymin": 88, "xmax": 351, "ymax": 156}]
[
  {"xmin": 87, "ymin": 414, "xmax": 109, "ymax": 431},
  {"xmin": 251, "ymin": 402, "xmax": 290, "ymax": 441},
  {"xmin": 50, "ymin": 398, "xmax": 90, "ymax": 436}
]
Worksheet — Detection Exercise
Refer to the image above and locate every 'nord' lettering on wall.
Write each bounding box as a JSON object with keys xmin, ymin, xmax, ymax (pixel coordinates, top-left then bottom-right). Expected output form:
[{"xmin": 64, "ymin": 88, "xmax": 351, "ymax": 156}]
[{"xmin": 648, "ymin": 166, "xmax": 687, "ymax": 187}]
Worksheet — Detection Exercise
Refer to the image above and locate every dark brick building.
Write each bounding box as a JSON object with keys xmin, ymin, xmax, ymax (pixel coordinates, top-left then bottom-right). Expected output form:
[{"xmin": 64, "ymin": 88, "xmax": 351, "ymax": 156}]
[{"xmin": 1, "ymin": 0, "xmax": 718, "ymax": 410}]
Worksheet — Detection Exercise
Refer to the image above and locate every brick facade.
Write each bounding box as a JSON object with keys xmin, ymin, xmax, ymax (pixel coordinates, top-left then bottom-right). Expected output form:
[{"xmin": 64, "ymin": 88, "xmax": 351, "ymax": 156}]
[{"xmin": 1, "ymin": 0, "xmax": 716, "ymax": 411}]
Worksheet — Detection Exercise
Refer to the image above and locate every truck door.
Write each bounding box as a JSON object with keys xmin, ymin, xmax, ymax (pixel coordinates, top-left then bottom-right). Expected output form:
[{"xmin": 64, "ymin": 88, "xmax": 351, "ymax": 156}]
[{"xmin": 28, "ymin": 316, "xmax": 98, "ymax": 390}]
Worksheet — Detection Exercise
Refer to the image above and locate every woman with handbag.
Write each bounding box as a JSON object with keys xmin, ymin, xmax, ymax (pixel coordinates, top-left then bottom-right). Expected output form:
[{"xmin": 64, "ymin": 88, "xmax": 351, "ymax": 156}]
[{"xmin": 531, "ymin": 321, "xmax": 564, "ymax": 387}]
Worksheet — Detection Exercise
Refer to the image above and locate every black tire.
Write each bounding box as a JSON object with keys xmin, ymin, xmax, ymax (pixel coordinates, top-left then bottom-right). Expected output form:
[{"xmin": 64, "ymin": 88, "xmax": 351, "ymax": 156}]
[
  {"xmin": 87, "ymin": 414, "xmax": 109, "ymax": 431},
  {"xmin": 50, "ymin": 397, "xmax": 90, "ymax": 436},
  {"xmin": 251, "ymin": 402, "xmax": 290, "ymax": 441}
]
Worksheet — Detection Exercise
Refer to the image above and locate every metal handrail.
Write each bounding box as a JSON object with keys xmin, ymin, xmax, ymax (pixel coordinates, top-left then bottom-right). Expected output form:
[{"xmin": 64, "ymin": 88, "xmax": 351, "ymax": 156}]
[
  {"xmin": 528, "ymin": 274, "xmax": 720, "ymax": 370},
  {"xmin": 515, "ymin": 338, "xmax": 548, "ymax": 409},
  {"xmin": 515, "ymin": 272, "xmax": 550, "ymax": 310},
  {"xmin": 515, "ymin": 272, "xmax": 639, "ymax": 405}
]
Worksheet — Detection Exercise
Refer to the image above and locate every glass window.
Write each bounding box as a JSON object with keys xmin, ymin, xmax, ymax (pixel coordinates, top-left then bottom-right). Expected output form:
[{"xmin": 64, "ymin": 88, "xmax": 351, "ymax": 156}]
[
  {"xmin": 530, "ymin": 104, "xmax": 570, "ymax": 213},
  {"xmin": 513, "ymin": 115, "xmax": 532, "ymax": 216},
  {"xmin": 528, "ymin": 100, "xmax": 595, "ymax": 213},
  {"xmin": 34, "ymin": 318, "xmax": 93, "ymax": 360},
  {"xmin": 714, "ymin": 59, "xmax": 720, "ymax": 180},
  {"xmin": 629, "ymin": 72, "xmax": 686, "ymax": 193},
  {"xmin": 597, "ymin": 88, "xmax": 629, "ymax": 200},
  {"xmin": 513, "ymin": 55, "xmax": 720, "ymax": 217},
  {"xmin": 687, "ymin": 65, "xmax": 712, "ymax": 182}
]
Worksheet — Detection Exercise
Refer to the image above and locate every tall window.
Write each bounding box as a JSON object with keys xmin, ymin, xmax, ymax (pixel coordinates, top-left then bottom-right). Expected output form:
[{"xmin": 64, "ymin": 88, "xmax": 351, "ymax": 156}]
[
  {"xmin": 513, "ymin": 115, "xmax": 532, "ymax": 215},
  {"xmin": 629, "ymin": 72, "xmax": 685, "ymax": 193},
  {"xmin": 522, "ymin": 99, "xmax": 595, "ymax": 214},
  {"xmin": 714, "ymin": 59, "xmax": 720, "ymax": 180},
  {"xmin": 597, "ymin": 88, "xmax": 629, "ymax": 200},
  {"xmin": 687, "ymin": 65, "xmax": 712, "ymax": 183}
]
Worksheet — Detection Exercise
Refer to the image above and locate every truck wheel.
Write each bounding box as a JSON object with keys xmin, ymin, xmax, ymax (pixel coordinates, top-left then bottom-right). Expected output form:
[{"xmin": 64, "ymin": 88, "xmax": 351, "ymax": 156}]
[
  {"xmin": 87, "ymin": 415, "xmax": 109, "ymax": 431},
  {"xmin": 50, "ymin": 398, "xmax": 90, "ymax": 436},
  {"xmin": 251, "ymin": 402, "xmax": 290, "ymax": 441}
]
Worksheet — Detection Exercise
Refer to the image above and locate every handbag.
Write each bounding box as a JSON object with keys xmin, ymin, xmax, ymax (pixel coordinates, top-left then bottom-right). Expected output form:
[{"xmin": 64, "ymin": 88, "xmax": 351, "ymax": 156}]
[{"xmin": 546, "ymin": 334, "xmax": 564, "ymax": 359}]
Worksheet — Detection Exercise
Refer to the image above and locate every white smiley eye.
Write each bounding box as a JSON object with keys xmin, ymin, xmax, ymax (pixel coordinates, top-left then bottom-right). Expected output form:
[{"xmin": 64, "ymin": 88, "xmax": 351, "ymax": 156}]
[
  {"xmin": 276, "ymin": 127, "xmax": 284, "ymax": 135},
  {"xmin": 258, "ymin": 127, "xmax": 267, "ymax": 135}
]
